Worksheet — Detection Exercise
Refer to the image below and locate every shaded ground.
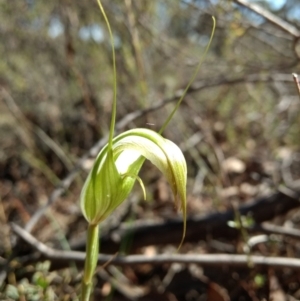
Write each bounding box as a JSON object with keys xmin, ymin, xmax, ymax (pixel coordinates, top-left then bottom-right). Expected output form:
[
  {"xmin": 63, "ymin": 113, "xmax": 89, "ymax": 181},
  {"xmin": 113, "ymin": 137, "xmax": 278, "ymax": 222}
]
[{"xmin": 1, "ymin": 99, "xmax": 300, "ymax": 300}]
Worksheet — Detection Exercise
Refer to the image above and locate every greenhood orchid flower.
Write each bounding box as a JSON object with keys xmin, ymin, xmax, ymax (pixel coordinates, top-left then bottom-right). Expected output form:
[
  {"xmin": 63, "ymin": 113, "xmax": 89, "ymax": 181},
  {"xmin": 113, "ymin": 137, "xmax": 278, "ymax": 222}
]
[
  {"xmin": 80, "ymin": 2, "xmax": 215, "ymax": 300},
  {"xmin": 79, "ymin": 3, "xmax": 188, "ymax": 300},
  {"xmin": 80, "ymin": 128, "xmax": 187, "ymax": 301},
  {"xmin": 80, "ymin": 128, "xmax": 187, "ymax": 233}
]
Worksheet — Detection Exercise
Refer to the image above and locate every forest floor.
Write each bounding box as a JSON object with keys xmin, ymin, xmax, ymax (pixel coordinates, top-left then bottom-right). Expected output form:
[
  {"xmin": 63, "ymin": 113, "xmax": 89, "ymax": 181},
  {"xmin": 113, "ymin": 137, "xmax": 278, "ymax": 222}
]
[{"xmin": 1, "ymin": 101, "xmax": 300, "ymax": 301}]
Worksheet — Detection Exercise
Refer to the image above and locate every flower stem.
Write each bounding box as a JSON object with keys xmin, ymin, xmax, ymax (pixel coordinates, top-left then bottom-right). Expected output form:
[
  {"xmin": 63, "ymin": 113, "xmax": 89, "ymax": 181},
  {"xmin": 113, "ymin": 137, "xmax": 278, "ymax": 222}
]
[
  {"xmin": 96, "ymin": 0, "xmax": 117, "ymax": 151},
  {"xmin": 81, "ymin": 223, "xmax": 99, "ymax": 301},
  {"xmin": 159, "ymin": 16, "xmax": 216, "ymax": 135}
]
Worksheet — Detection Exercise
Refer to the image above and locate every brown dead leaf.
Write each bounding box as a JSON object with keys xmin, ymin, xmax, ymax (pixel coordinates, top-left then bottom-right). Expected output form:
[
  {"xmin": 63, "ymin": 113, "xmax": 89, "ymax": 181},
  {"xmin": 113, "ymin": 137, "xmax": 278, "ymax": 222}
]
[{"xmin": 207, "ymin": 281, "xmax": 230, "ymax": 301}]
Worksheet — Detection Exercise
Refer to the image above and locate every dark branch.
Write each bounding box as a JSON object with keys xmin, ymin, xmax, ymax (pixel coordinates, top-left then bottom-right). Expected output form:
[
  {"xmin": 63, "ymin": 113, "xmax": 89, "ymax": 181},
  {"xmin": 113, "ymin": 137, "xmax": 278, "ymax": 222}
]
[{"xmin": 70, "ymin": 188, "xmax": 300, "ymax": 253}]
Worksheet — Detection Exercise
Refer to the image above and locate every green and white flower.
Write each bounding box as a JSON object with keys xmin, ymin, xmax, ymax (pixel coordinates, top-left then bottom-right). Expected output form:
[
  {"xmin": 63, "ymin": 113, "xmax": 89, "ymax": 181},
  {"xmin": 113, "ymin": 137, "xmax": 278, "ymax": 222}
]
[{"xmin": 80, "ymin": 128, "xmax": 187, "ymax": 236}]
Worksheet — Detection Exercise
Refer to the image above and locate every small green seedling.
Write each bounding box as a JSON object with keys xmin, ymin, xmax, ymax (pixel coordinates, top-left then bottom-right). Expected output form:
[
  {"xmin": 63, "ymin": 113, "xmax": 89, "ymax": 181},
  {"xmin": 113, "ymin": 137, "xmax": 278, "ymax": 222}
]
[{"xmin": 80, "ymin": 1, "xmax": 215, "ymax": 300}]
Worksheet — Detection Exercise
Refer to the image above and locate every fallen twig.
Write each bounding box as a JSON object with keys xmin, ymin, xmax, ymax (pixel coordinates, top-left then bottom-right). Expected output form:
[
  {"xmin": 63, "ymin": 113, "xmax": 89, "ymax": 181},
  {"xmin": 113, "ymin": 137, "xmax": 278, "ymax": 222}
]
[{"xmin": 10, "ymin": 223, "xmax": 300, "ymax": 271}]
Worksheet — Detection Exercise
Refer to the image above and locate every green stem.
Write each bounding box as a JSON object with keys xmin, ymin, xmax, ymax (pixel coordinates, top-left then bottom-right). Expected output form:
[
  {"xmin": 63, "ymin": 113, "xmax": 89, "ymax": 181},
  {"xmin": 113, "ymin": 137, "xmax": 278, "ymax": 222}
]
[
  {"xmin": 96, "ymin": 0, "xmax": 117, "ymax": 150},
  {"xmin": 159, "ymin": 16, "xmax": 216, "ymax": 135},
  {"xmin": 81, "ymin": 224, "xmax": 99, "ymax": 301}
]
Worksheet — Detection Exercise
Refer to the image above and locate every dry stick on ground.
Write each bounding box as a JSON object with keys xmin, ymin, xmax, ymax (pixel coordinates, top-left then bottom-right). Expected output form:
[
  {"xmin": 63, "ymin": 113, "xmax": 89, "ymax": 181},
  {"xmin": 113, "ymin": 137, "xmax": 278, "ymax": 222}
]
[
  {"xmin": 24, "ymin": 73, "xmax": 295, "ymax": 233},
  {"xmin": 10, "ymin": 222, "xmax": 300, "ymax": 271}
]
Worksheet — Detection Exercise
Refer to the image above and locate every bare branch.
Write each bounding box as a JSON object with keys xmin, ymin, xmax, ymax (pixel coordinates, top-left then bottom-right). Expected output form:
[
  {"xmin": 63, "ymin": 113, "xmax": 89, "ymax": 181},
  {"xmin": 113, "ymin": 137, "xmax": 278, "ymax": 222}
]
[
  {"xmin": 234, "ymin": 0, "xmax": 300, "ymax": 38},
  {"xmin": 292, "ymin": 73, "xmax": 300, "ymax": 98}
]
